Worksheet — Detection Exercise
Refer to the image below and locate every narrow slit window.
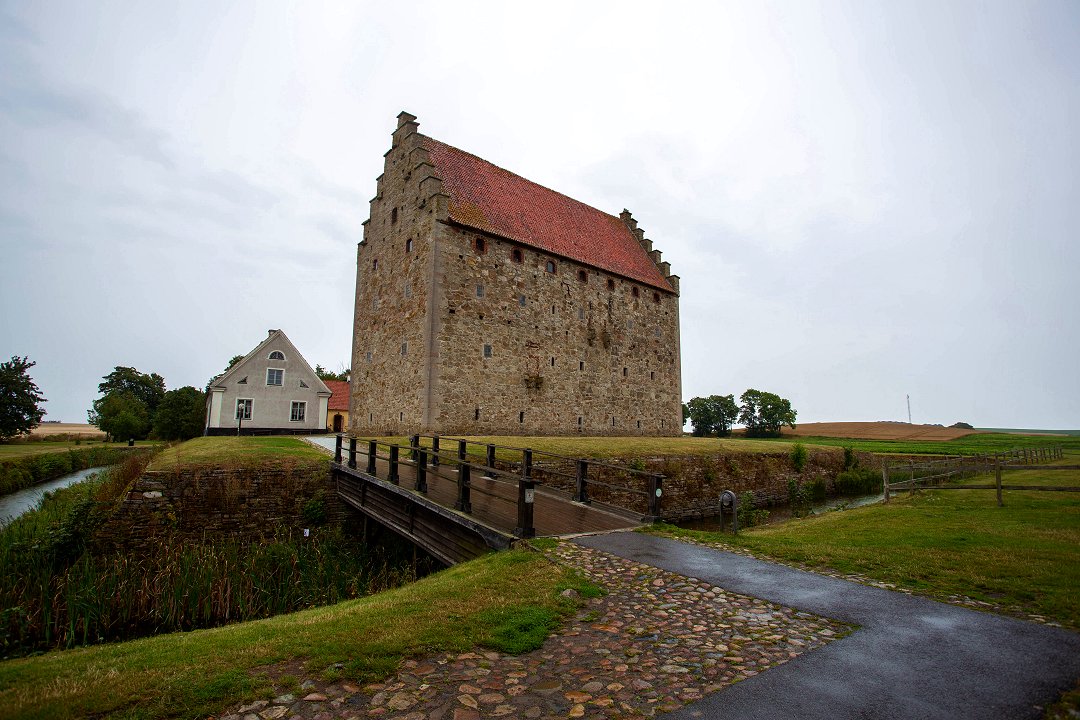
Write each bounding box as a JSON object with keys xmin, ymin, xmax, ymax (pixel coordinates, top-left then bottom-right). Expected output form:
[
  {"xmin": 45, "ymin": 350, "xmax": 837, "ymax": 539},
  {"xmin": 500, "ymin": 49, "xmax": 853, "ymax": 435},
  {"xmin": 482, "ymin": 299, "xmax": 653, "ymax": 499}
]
[
  {"xmin": 612, "ymin": 416, "xmax": 616, "ymax": 427},
  {"xmin": 512, "ymin": 248, "xmax": 523, "ymax": 263},
  {"xmin": 637, "ymin": 420, "xmax": 641, "ymax": 429},
  {"xmin": 404, "ymin": 283, "xmax": 411, "ymax": 298},
  {"xmin": 519, "ymin": 294, "xmax": 527, "ymax": 307},
  {"xmin": 405, "ymin": 238, "xmax": 413, "ymax": 252},
  {"xmin": 476, "ymin": 284, "xmax": 485, "ymax": 298},
  {"xmin": 474, "ymin": 408, "xmax": 480, "ymax": 420},
  {"xmin": 632, "ymin": 286, "xmax": 640, "ymax": 298},
  {"xmin": 623, "ymin": 367, "xmax": 628, "ymax": 377},
  {"xmin": 607, "ymin": 278, "xmax": 615, "ymax": 291},
  {"xmin": 650, "ymin": 371, "xmax": 655, "ymax": 380},
  {"xmin": 653, "ymin": 292, "xmax": 661, "ymax": 303},
  {"xmin": 475, "ymin": 237, "xmax": 487, "ymax": 254},
  {"xmin": 373, "ymin": 258, "xmax": 378, "ymax": 270},
  {"xmin": 391, "ymin": 207, "xmax": 398, "ymax": 223},
  {"xmin": 483, "ymin": 344, "xmax": 493, "ymax": 358},
  {"xmin": 579, "ymin": 361, "xmax": 585, "ymax": 371},
  {"xmin": 577, "ymin": 269, "xmax": 587, "ymax": 282},
  {"xmin": 578, "ymin": 416, "xmax": 583, "ymax": 426},
  {"xmin": 400, "ymin": 412, "xmax": 404, "ymax": 421},
  {"xmin": 401, "ymin": 341, "xmax": 408, "ymax": 356},
  {"xmin": 578, "ymin": 307, "xmax": 585, "ymax": 320},
  {"xmin": 545, "ymin": 260, "xmax": 556, "ymax": 273},
  {"xmin": 519, "ymin": 411, "xmax": 525, "ymax": 423}
]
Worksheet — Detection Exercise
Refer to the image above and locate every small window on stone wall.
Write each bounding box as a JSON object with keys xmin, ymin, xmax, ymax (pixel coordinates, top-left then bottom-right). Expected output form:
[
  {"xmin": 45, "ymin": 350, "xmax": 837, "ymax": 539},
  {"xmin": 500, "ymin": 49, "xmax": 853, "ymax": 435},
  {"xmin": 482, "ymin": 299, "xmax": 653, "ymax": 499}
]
[
  {"xmin": 550, "ymin": 357, "xmax": 555, "ymax": 367},
  {"xmin": 366, "ymin": 351, "xmax": 372, "ymax": 363},
  {"xmin": 483, "ymin": 344, "xmax": 493, "ymax": 358},
  {"xmin": 623, "ymin": 367, "xmax": 628, "ymax": 377},
  {"xmin": 519, "ymin": 411, "xmax": 525, "ymax": 423},
  {"xmin": 607, "ymin": 278, "xmax": 615, "ymax": 291},
  {"xmin": 404, "ymin": 283, "xmax": 412, "ymax": 298},
  {"xmin": 512, "ymin": 248, "xmax": 523, "ymax": 263},
  {"xmin": 637, "ymin": 420, "xmax": 641, "ymax": 429},
  {"xmin": 650, "ymin": 371, "xmax": 655, "ymax": 380},
  {"xmin": 653, "ymin": 291, "xmax": 661, "ymax": 303},
  {"xmin": 578, "ymin": 416, "xmax": 583, "ymax": 426},
  {"xmin": 474, "ymin": 408, "xmax": 480, "ymax": 420},
  {"xmin": 545, "ymin": 260, "xmax": 556, "ymax": 273},
  {"xmin": 401, "ymin": 341, "xmax": 408, "ymax": 356},
  {"xmin": 405, "ymin": 238, "xmax": 413, "ymax": 252},
  {"xmin": 391, "ymin": 207, "xmax": 398, "ymax": 224},
  {"xmin": 632, "ymin": 286, "xmax": 640, "ymax": 298},
  {"xmin": 476, "ymin": 284, "xmax": 485, "ymax": 298},
  {"xmin": 400, "ymin": 412, "xmax": 404, "ymax": 421},
  {"xmin": 551, "ymin": 304, "xmax": 556, "ymax": 315},
  {"xmin": 579, "ymin": 361, "xmax": 584, "ymax": 371},
  {"xmin": 612, "ymin": 417, "xmax": 616, "ymax": 427},
  {"xmin": 519, "ymin": 294, "xmax": 527, "ymax": 307},
  {"xmin": 577, "ymin": 269, "xmax": 587, "ymax": 283},
  {"xmin": 475, "ymin": 237, "xmax": 487, "ymax": 254}
]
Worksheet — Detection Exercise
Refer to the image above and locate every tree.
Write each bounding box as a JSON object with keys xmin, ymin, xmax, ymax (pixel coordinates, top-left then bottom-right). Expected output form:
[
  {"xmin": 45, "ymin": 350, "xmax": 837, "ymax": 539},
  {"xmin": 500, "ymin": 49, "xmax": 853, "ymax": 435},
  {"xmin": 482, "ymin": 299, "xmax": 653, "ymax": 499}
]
[
  {"xmin": 88, "ymin": 366, "xmax": 164, "ymax": 441},
  {"xmin": 90, "ymin": 391, "xmax": 151, "ymax": 441},
  {"xmin": 315, "ymin": 364, "xmax": 350, "ymax": 382},
  {"xmin": 153, "ymin": 386, "xmax": 207, "ymax": 440},
  {"xmin": 96, "ymin": 367, "xmax": 166, "ymax": 415},
  {"xmin": 685, "ymin": 395, "xmax": 739, "ymax": 437},
  {"xmin": 0, "ymin": 356, "xmax": 47, "ymax": 440},
  {"xmin": 738, "ymin": 388, "xmax": 797, "ymax": 438},
  {"xmin": 206, "ymin": 355, "xmax": 244, "ymax": 392}
]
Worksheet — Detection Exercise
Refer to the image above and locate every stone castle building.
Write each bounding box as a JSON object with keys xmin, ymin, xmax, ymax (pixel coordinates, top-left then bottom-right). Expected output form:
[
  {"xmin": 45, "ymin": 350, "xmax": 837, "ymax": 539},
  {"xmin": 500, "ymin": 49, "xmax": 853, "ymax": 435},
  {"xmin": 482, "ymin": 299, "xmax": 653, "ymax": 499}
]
[{"xmin": 350, "ymin": 112, "xmax": 681, "ymax": 436}]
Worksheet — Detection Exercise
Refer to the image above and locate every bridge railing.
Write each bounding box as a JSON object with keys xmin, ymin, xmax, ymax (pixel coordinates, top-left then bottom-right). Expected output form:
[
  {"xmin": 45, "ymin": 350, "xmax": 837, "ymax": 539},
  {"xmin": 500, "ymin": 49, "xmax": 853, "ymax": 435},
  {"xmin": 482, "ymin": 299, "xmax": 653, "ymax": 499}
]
[{"xmin": 333, "ymin": 434, "xmax": 665, "ymax": 537}]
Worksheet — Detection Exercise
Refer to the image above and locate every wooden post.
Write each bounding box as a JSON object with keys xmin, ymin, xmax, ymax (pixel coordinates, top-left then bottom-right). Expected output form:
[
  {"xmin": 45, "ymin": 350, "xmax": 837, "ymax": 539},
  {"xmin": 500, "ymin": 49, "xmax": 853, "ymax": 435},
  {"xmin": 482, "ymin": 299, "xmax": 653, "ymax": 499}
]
[
  {"xmin": 515, "ymin": 466, "xmax": 536, "ymax": 539},
  {"xmin": 909, "ymin": 460, "xmax": 915, "ymax": 496},
  {"xmin": 523, "ymin": 448, "xmax": 533, "ymax": 481},
  {"xmin": 995, "ymin": 460, "xmax": 1003, "ymax": 507},
  {"xmin": 486, "ymin": 444, "xmax": 496, "ymax": 475},
  {"xmin": 410, "ymin": 434, "xmax": 420, "ymax": 462},
  {"xmin": 575, "ymin": 460, "xmax": 590, "ymax": 504},
  {"xmin": 366, "ymin": 439, "xmax": 376, "ymax": 474},
  {"xmin": 388, "ymin": 444, "xmax": 399, "ymax": 485},
  {"xmin": 416, "ymin": 449, "xmax": 428, "ymax": 493},
  {"xmin": 348, "ymin": 437, "xmax": 357, "ymax": 469},
  {"xmin": 456, "ymin": 459, "xmax": 472, "ymax": 513},
  {"xmin": 883, "ymin": 463, "xmax": 890, "ymax": 503},
  {"xmin": 432, "ymin": 435, "xmax": 440, "ymax": 467},
  {"xmin": 334, "ymin": 434, "xmax": 343, "ymax": 464},
  {"xmin": 646, "ymin": 474, "xmax": 663, "ymax": 521}
]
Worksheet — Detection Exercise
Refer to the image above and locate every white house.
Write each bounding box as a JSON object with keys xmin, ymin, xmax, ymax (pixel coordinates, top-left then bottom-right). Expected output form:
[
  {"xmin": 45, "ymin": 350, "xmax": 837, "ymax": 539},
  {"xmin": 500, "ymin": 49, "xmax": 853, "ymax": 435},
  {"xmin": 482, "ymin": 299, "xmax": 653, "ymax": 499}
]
[{"xmin": 205, "ymin": 329, "xmax": 331, "ymax": 436}]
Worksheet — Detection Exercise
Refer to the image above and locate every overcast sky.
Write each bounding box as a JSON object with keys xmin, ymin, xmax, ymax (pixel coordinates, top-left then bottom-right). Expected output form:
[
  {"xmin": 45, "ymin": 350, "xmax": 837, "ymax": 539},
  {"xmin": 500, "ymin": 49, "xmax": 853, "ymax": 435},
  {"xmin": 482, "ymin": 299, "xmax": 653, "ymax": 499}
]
[{"xmin": 1, "ymin": 1, "xmax": 1077, "ymax": 429}]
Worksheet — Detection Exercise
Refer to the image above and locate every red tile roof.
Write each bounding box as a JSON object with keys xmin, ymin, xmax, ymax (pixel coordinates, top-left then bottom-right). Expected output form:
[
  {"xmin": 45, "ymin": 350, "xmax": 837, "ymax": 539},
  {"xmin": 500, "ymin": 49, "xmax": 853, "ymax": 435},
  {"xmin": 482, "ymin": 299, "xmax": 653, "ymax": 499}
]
[
  {"xmin": 423, "ymin": 137, "xmax": 674, "ymax": 293},
  {"xmin": 324, "ymin": 380, "xmax": 350, "ymax": 411}
]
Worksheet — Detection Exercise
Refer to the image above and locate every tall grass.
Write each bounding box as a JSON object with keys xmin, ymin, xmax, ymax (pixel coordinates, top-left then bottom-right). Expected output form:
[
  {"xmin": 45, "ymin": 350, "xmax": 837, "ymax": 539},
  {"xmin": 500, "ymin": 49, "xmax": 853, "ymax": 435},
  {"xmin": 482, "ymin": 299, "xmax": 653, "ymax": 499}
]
[
  {"xmin": 0, "ymin": 458, "xmax": 430, "ymax": 656},
  {"xmin": 0, "ymin": 446, "xmax": 153, "ymax": 495}
]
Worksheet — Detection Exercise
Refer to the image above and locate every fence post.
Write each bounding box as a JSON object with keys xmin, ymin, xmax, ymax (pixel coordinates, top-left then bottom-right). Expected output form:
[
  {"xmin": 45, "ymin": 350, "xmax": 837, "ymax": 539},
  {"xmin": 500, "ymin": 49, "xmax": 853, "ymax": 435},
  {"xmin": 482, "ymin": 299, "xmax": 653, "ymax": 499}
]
[
  {"xmin": 366, "ymin": 440, "xmax": 376, "ymax": 474},
  {"xmin": 431, "ymin": 435, "xmax": 440, "ymax": 467},
  {"xmin": 348, "ymin": 437, "xmax": 357, "ymax": 469},
  {"xmin": 416, "ymin": 449, "xmax": 428, "ymax": 493},
  {"xmin": 995, "ymin": 460, "xmax": 1003, "ymax": 507},
  {"xmin": 908, "ymin": 460, "xmax": 915, "ymax": 495},
  {"xmin": 575, "ymin": 460, "xmax": 590, "ymax": 504},
  {"xmin": 410, "ymin": 434, "xmax": 419, "ymax": 463},
  {"xmin": 883, "ymin": 463, "xmax": 890, "ymax": 503},
  {"xmin": 646, "ymin": 474, "xmax": 663, "ymax": 521},
  {"xmin": 334, "ymin": 434, "xmax": 343, "ymax": 464},
  {"xmin": 456, "ymin": 458, "xmax": 472, "ymax": 513},
  {"xmin": 388, "ymin": 444, "xmax": 399, "ymax": 485},
  {"xmin": 486, "ymin": 444, "xmax": 496, "ymax": 475},
  {"xmin": 515, "ymin": 455, "xmax": 535, "ymax": 538}
]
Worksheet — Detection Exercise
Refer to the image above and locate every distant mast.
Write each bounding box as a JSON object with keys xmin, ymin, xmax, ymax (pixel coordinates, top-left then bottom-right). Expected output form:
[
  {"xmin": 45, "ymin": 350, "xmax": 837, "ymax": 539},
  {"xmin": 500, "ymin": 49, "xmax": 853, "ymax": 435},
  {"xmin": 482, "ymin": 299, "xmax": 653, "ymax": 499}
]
[{"xmin": 907, "ymin": 394, "xmax": 912, "ymax": 424}]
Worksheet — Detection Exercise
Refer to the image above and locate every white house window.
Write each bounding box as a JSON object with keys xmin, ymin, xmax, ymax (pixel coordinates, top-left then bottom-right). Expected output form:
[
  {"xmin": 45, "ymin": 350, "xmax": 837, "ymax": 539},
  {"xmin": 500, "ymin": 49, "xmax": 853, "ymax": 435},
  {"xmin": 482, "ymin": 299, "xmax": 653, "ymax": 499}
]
[
  {"xmin": 268, "ymin": 351, "xmax": 285, "ymax": 360},
  {"xmin": 267, "ymin": 368, "xmax": 283, "ymax": 386},
  {"xmin": 290, "ymin": 401, "xmax": 306, "ymax": 422},
  {"xmin": 235, "ymin": 399, "xmax": 252, "ymax": 420}
]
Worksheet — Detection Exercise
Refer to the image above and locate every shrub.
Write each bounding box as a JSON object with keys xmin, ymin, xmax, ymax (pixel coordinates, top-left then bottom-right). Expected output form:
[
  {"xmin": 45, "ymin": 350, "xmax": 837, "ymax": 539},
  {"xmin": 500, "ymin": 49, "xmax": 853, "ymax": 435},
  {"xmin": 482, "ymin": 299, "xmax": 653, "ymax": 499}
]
[
  {"xmin": 843, "ymin": 446, "xmax": 858, "ymax": 470},
  {"xmin": 736, "ymin": 491, "xmax": 769, "ymax": 528},
  {"xmin": 787, "ymin": 477, "xmax": 811, "ymax": 518},
  {"xmin": 835, "ymin": 468, "xmax": 882, "ymax": 496},
  {"xmin": 806, "ymin": 478, "xmax": 827, "ymax": 503},
  {"xmin": 790, "ymin": 443, "xmax": 807, "ymax": 473}
]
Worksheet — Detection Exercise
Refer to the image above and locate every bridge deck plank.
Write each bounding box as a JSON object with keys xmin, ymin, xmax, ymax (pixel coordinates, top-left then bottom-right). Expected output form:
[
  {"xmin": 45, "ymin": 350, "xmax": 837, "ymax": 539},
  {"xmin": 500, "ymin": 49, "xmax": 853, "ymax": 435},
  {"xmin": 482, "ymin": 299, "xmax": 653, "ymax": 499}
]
[{"xmin": 343, "ymin": 455, "xmax": 640, "ymax": 537}]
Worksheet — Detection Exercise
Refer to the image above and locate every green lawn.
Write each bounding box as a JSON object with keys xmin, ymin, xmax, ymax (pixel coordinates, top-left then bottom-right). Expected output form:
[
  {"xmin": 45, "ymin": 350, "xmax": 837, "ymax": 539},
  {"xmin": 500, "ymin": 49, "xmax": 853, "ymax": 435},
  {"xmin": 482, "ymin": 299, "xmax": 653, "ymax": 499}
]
[
  {"xmin": 654, "ymin": 462, "xmax": 1080, "ymax": 629},
  {"xmin": 0, "ymin": 440, "xmax": 157, "ymax": 460},
  {"xmin": 149, "ymin": 436, "xmax": 330, "ymax": 470},
  {"xmin": 0, "ymin": 550, "xmax": 593, "ymax": 720}
]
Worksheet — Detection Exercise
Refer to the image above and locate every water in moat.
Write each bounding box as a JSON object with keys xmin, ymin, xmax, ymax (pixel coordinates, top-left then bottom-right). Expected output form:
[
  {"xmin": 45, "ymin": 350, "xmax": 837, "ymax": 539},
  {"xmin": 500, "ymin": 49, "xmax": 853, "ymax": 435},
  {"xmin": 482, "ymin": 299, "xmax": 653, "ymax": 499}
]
[{"xmin": 0, "ymin": 466, "xmax": 108, "ymax": 527}]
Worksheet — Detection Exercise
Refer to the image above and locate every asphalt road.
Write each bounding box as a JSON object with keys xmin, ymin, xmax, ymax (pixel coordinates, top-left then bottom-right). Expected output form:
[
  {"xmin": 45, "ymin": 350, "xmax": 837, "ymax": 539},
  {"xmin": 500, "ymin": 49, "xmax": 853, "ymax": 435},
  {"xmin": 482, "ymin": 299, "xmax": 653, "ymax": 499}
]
[{"xmin": 575, "ymin": 532, "xmax": 1080, "ymax": 719}]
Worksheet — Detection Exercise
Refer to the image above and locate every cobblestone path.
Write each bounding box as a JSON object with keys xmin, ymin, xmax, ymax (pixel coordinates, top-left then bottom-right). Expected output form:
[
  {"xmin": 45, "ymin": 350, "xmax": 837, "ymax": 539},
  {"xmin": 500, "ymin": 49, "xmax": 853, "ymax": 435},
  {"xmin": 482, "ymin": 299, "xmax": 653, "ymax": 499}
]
[{"xmin": 220, "ymin": 540, "xmax": 850, "ymax": 720}]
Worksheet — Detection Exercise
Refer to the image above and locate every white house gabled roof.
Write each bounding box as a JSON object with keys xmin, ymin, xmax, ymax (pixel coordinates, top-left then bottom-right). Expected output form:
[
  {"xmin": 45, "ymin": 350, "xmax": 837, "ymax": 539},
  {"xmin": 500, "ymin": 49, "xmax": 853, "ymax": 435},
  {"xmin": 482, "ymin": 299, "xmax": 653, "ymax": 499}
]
[{"xmin": 210, "ymin": 329, "xmax": 331, "ymax": 396}]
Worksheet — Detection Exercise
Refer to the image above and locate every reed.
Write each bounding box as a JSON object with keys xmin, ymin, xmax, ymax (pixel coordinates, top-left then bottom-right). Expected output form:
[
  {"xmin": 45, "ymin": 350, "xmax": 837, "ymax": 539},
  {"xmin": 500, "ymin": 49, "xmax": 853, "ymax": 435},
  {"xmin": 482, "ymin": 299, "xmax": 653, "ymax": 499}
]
[{"xmin": 0, "ymin": 462, "xmax": 429, "ymax": 656}]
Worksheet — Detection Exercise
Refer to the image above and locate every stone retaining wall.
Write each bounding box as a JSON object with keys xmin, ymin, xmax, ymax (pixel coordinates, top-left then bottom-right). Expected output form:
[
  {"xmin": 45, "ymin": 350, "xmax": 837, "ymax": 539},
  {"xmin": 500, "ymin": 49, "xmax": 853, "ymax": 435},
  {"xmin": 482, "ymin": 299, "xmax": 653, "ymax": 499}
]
[{"xmin": 93, "ymin": 462, "xmax": 347, "ymax": 550}]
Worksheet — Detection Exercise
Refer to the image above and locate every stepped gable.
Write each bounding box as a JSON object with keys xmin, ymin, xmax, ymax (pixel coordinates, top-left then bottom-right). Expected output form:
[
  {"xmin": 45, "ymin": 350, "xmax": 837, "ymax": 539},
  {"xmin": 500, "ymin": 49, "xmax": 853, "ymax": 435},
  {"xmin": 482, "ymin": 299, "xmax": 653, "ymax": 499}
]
[{"xmin": 423, "ymin": 136, "xmax": 674, "ymax": 293}]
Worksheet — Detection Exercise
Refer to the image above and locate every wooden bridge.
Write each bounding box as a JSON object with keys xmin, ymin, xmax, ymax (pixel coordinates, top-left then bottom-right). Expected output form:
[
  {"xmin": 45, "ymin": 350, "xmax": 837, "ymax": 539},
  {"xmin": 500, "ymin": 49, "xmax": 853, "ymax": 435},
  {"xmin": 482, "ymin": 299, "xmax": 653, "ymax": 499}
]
[{"xmin": 330, "ymin": 435, "xmax": 664, "ymax": 566}]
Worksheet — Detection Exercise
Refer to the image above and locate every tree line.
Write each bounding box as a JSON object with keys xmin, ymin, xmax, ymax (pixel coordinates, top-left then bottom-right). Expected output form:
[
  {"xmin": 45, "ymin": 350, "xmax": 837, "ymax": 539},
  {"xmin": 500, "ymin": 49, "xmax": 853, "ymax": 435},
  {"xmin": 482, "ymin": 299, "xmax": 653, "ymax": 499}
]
[{"xmin": 683, "ymin": 389, "xmax": 797, "ymax": 438}]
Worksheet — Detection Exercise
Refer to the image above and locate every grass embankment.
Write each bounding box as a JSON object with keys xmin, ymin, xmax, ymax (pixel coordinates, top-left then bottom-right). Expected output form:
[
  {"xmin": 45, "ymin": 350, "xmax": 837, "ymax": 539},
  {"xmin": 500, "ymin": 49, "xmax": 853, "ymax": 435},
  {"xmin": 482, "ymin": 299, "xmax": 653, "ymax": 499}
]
[
  {"xmin": 654, "ymin": 461, "xmax": 1080, "ymax": 629},
  {"xmin": 761, "ymin": 432, "xmax": 1080, "ymax": 457},
  {"xmin": 360, "ymin": 435, "xmax": 797, "ymax": 462},
  {"xmin": 0, "ymin": 550, "xmax": 594, "ymax": 720},
  {"xmin": 149, "ymin": 436, "xmax": 329, "ymax": 470},
  {"xmin": 0, "ymin": 445, "xmax": 158, "ymax": 495}
]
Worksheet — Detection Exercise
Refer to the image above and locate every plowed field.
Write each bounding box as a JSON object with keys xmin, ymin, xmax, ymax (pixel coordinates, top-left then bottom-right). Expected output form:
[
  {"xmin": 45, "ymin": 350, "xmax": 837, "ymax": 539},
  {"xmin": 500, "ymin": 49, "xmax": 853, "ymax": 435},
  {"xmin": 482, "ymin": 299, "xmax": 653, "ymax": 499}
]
[{"xmin": 784, "ymin": 421, "xmax": 984, "ymax": 441}]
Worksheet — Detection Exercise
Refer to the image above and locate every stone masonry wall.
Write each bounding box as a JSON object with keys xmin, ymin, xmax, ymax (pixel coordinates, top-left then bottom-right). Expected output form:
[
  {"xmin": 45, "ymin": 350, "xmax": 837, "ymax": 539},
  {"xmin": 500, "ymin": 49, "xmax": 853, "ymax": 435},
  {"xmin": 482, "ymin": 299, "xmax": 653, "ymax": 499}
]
[
  {"xmin": 351, "ymin": 112, "xmax": 682, "ymax": 437},
  {"xmin": 92, "ymin": 463, "xmax": 346, "ymax": 550}
]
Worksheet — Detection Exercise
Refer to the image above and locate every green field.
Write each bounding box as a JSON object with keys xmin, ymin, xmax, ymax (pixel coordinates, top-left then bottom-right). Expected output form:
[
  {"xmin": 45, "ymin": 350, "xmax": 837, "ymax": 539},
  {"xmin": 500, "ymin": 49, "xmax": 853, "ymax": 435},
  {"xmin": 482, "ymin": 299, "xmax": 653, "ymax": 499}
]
[
  {"xmin": 0, "ymin": 440, "xmax": 157, "ymax": 460},
  {"xmin": 653, "ymin": 461, "xmax": 1080, "ymax": 629},
  {"xmin": 762, "ymin": 432, "xmax": 1080, "ymax": 457}
]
